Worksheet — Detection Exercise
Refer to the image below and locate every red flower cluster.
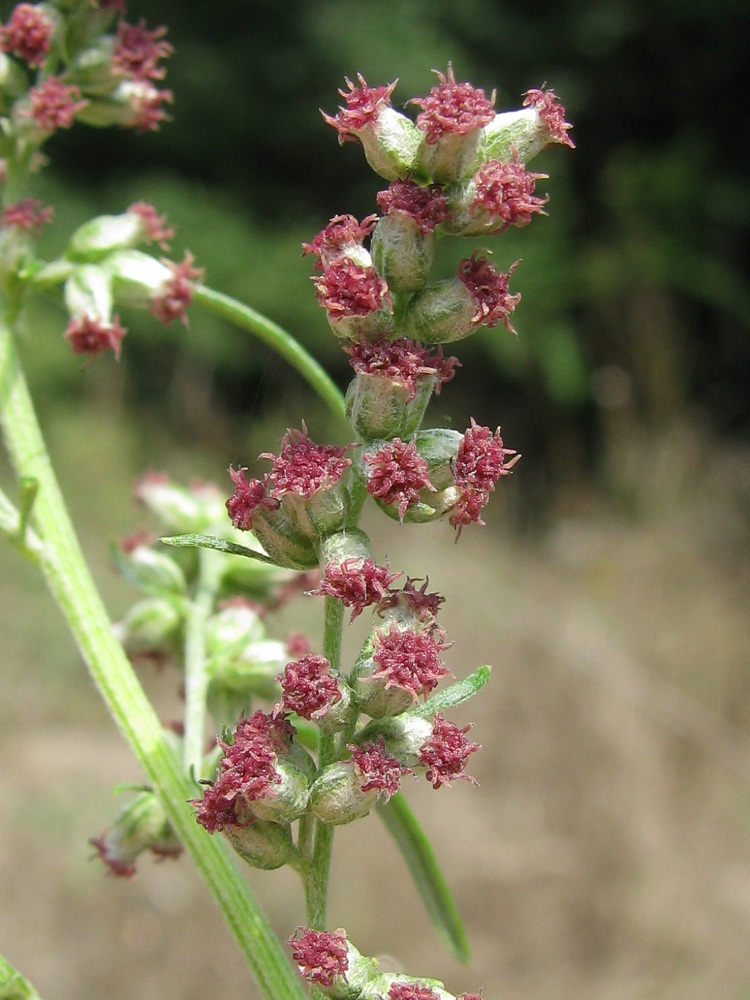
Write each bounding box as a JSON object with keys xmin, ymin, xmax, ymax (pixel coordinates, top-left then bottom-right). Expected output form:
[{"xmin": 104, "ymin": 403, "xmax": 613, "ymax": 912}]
[
  {"xmin": 345, "ymin": 336, "xmax": 458, "ymax": 400},
  {"xmin": 449, "ymin": 419, "xmax": 520, "ymax": 534},
  {"xmin": 419, "ymin": 714, "xmax": 480, "ymax": 789},
  {"xmin": 524, "ymin": 87, "xmax": 575, "ymax": 148},
  {"xmin": 371, "ymin": 624, "xmax": 451, "ymax": 701},
  {"xmin": 194, "ymin": 711, "xmax": 292, "ymax": 833},
  {"xmin": 149, "ymin": 251, "xmax": 203, "ymax": 326},
  {"xmin": 261, "ymin": 427, "xmax": 354, "ymax": 500},
  {"xmin": 0, "ymin": 3, "xmax": 52, "ymax": 66},
  {"xmin": 376, "ymin": 180, "xmax": 450, "ymax": 235},
  {"xmin": 349, "ymin": 735, "xmax": 403, "ymax": 796},
  {"xmin": 313, "ymin": 256, "xmax": 391, "ymax": 320},
  {"xmin": 288, "ymin": 927, "xmax": 349, "ymax": 988},
  {"xmin": 322, "ymin": 74, "xmax": 397, "ymax": 143},
  {"xmin": 1, "ymin": 198, "xmax": 52, "ymax": 237},
  {"xmin": 278, "ymin": 654, "xmax": 342, "ymax": 720},
  {"xmin": 302, "ymin": 213, "xmax": 378, "ymax": 269},
  {"xmin": 410, "ymin": 66, "xmax": 496, "ymax": 144},
  {"xmin": 113, "ymin": 18, "xmax": 173, "ymax": 82},
  {"xmin": 456, "ymin": 252, "xmax": 521, "ymax": 332},
  {"xmin": 364, "ymin": 438, "xmax": 435, "ymax": 520},
  {"xmin": 470, "ymin": 158, "xmax": 548, "ymax": 233},
  {"xmin": 25, "ymin": 76, "xmax": 87, "ymax": 132},
  {"xmin": 312, "ymin": 557, "xmax": 401, "ymax": 621},
  {"xmin": 64, "ymin": 315, "xmax": 127, "ymax": 359}
]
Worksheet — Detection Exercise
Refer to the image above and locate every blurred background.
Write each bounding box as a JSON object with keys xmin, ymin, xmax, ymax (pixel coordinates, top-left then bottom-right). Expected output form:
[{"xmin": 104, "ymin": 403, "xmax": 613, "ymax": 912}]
[{"xmin": 2, "ymin": 1, "xmax": 750, "ymax": 998}]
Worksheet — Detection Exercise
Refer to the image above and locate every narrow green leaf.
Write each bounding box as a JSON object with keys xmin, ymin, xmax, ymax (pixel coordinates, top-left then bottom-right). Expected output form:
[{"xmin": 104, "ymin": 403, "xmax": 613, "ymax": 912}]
[
  {"xmin": 413, "ymin": 664, "xmax": 492, "ymax": 719},
  {"xmin": 376, "ymin": 793, "xmax": 471, "ymax": 963},
  {"xmin": 0, "ymin": 955, "xmax": 41, "ymax": 1000},
  {"xmin": 160, "ymin": 532, "xmax": 281, "ymax": 566}
]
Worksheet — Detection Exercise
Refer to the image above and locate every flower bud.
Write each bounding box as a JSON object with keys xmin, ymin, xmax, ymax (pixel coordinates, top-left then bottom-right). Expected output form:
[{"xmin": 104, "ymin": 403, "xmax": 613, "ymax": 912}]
[
  {"xmin": 289, "ymin": 927, "xmax": 379, "ymax": 999},
  {"xmin": 134, "ymin": 472, "xmax": 226, "ymax": 534},
  {"xmin": 479, "ymin": 88, "xmax": 574, "ymax": 164},
  {"xmin": 67, "ymin": 202, "xmax": 173, "ymax": 261},
  {"xmin": 208, "ymin": 637, "xmax": 288, "ymax": 704},
  {"xmin": 318, "ymin": 528, "xmax": 373, "ymax": 569},
  {"xmin": 114, "ymin": 595, "xmax": 181, "ymax": 657},
  {"xmin": 370, "ymin": 212, "xmax": 436, "ymax": 294},
  {"xmin": 224, "ymin": 818, "xmax": 296, "ymax": 871},
  {"xmin": 90, "ymin": 788, "xmax": 181, "ymax": 878},
  {"xmin": 111, "ymin": 538, "xmax": 187, "ymax": 596},
  {"xmin": 64, "ymin": 262, "xmax": 114, "ymax": 325},
  {"xmin": 322, "ymin": 76, "xmax": 420, "ymax": 181},
  {"xmin": 309, "ymin": 736, "xmax": 402, "ymax": 825}
]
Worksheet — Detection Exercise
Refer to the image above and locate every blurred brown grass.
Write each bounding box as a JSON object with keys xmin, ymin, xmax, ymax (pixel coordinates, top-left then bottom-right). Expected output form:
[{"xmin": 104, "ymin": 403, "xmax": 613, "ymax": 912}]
[{"xmin": 2, "ymin": 408, "xmax": 750, "ymax": 1000}]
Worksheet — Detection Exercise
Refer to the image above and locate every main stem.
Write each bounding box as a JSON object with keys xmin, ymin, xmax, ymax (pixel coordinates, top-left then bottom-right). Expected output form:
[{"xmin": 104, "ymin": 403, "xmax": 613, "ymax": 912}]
[{"xmin": 0, "ymin": 316, "xmax": 306, "ymax": 1000}]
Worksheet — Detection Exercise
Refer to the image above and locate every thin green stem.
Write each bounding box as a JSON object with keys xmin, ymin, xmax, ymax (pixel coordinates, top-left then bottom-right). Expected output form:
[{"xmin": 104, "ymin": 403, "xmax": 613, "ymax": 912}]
[
  {"xmin": 0, "ymin": 317, "xmax": 306, "ymax": 1000},
  {"xmin": 193, "ymin": 285, "xmax": 347, "ymax": 426},
  {"xmin": 182, "ymin": 546, "xmax": 222, "ymax": 776}
]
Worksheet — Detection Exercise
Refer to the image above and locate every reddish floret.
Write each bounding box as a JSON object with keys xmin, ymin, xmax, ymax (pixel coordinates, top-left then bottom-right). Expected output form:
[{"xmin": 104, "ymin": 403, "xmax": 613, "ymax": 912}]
[
  {"xmin": 456, "ymin": 251, "xmax": 521, "ymax": 332},
  {"xmin": 123, "ymin": 82, "xmax": 173, "ymax": 132},
  {"xmin": 419, "ymin": 713, "xmax": 480, "ymax": 788},
  {"xmin": 64, "ymin": 314, "xmax": 127, "ymax": 359},
  {"xmin": 322, "ymin": 74, "xmax": 397, "ymax": 143},
  {"xmin": 1, "ymin": 198, "xmax": 53, "ymax": 237},
  {"xmin": 410, "ymin": 66, "xmax": 495, "ymax": 144},
  {"xmin": 226, "ymin": 466, "xmax": 279, "ymax": 531},
  {"xmin": 261, "ymin": 427, "xmax": 354, "ymax": 500},
  {"xmin": 523, "ymin": 87, "xmax": 575, "ymax": 148},
  {"xmin": 349, "ymin": 735, "xmax": 403, "ymax": 796},
  {"xmin": 113, "ymin": 18, "xmax": 173, "ymax": 82},
  {"xmin": 128, "ymin": 201, "xmax": 174, "ymax": 250},
  {"xmin": 449, "ymin": 419, "xmax": 519, "ymax": 535},
  {"xmin": 314, "ymin": 256, "xmax": 391, "ymax": 320},
  {"xmin": 372, "ymin": 624, "xmax": 451, "ymax": 701},
  {"xmin": 289, "ymin": 927, "xmax": 349, "ymax": 988},
  {"xmin": 278, "ymin": 654, "xmax": 342, "ymax": 720},
  {"xmin": 376, "ymin": 180, "xmax": 450, "ymax": 235},
  {"xmin": 388, "ymin": 983, "xmax": 442, "ymax": 1000},
  {"xmin": 344, "ymin": 336, "xmax": 458, "ymax": 400},
  {"xmin": 470, "ymin": 158, "xmax": 548, "ymax": 233},
  {"xmin": 25, "ymin": 76, "xmax": 87, "ymax": 132},
  {"xmin": 302, "ymin": 213, "xmax": 378, "ymax": 269},
  {"xmin": 364, "ymin": 438, "xmax": 435, "ymax": 520},
  {"xmin": 0, "ymin": 4, "xmax": 53, "ymax": 66},
  {"xmin": 376, "ymin": 576, "xmax": 445, "ymax": 623},
  {"xmin": 149, "ymin": 251, "xmax": 203, "ymax": 326},
  {"xmin": 312, "ymin": 557, "xmax": 401, "ymax": 622}
]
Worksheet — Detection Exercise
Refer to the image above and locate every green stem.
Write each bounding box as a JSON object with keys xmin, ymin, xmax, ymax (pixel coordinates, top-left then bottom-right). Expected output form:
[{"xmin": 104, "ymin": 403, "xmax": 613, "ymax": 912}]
[
  {"xmin": 182, "ymin": 547, "xmax": 222, "ymax": 776},
  {"xmin": 304, "ymin": 595, "xmax": 345, "ymax": 931},
  {"xmin": 0, "ymin": 317, "xmax": 306, "ymax": 1000},
  {"xmin": 193, "ymin": 285, "xmax": 346, "ymax": 426}
]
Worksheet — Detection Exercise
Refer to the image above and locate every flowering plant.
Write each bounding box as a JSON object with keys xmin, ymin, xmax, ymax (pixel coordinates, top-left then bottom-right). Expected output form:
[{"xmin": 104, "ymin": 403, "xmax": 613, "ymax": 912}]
[{"xmin": 0, "ymin": 7, "xmax": 572, "ymax": 999}]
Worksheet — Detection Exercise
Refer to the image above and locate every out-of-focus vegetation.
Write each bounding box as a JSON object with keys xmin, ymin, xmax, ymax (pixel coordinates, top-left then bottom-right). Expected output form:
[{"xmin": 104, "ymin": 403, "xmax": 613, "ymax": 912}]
[{"xmin": 10, "ymin": 0, "xmax": 749, "ymax": 510}]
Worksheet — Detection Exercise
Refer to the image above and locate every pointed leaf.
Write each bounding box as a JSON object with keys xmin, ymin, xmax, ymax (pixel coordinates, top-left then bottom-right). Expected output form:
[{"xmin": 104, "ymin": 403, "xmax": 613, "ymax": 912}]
[
  {"xmin": 376, "ymin": 793, "xmax": 471, "ymax": 963},
  {"xmin": 413, "ymin": 664, "xmax": 491, "ymax": 719},
  {"xmin": 160, "ymin": 532, "xmax": 281, "ymax": 566}
]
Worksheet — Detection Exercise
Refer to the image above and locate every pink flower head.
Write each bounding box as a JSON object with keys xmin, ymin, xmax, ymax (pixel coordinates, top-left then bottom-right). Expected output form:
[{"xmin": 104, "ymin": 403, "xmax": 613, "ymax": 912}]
[
  {"xmin": 64, "ymin": 314, "xmax": 127, "ymax": 359},
  {"xmin": 470, "ymin": 158, "xmax": 548, "ymax": 234},
  {"xmin": 113, "ymin": 18, "xmax": 173, "ymax": 82},
  {"xmin": 25, "ymin": 76, "xmax": 88, "ymax": 132},
  {"xmin": 349, "ymin": 734, "xmax": 404, "ymax": 796},
  {"xmin": 376, "ymin": 576, "xmax": 445, "ymax": 623},
  {"xmin": 388, "ymin": 983, "xmax": 442, "ymax": 1000},
  {"xmin": 122, "ymin": 81, "xmax": 173, "ymax": 132},
  {"xmin": 302, "ymin": 213, "xmax": 378, "ymax": 270},
  {"xmin": 322, "ymin": 74, "xmax": 398, "ymax": 145},
  {"xmin": 312, "ymin": 557, "xmax": 401, "ymax": 622},
  {"xmin": 456, "ymin": 251, "xmax": 521, "ymax": 332},
  {"xmin": 364, "ymin": 438, "xmax": 436, "ymax": 520},
  {"xmin": 89, "ymin": 834, "xmax": 137, "ymax": 879},
  {"xmin": 0, "ymin": 4, "xmax": 53, "ymax": 66},
  {"xmin": 128, "ymin": 201, "xmax": 174, "ymax": 251},
  {"xmin": 314, "ymin": 256, "xmax": 391, "ymax": 320},
  {"xmin": 149, "ymin": 251, "xmax": 203, "ymax": 326},
  {"xmin": 193, "ymin": 710, "xmax": 290, "ymax": 833},
  {"xmin": 419, "ymin": 713, "xmax": 480, "ymax": 788},
  {"xmin": 410, "ymin": 66, "xmax": 495, "ymax": 144},
  {"xmin": 1, "ymin": 198, "xmax": 53, "ymax": 237},
  {"xmin": 288, "ymin": 927, "xmax": 349, "ymax": 988},
  {"xmin": 449, "ymin": 419, "xmax": 520, "ymax": 535},
  {"xmin": 278, "ymin": 653, "xmax": 342, "ymax": 720},
  {"xmin": 226, "ymin": 466, "xmax": 279, "ymax": 531},
  {"xmin": 261, "ymin": 427, "xmax": 354, "ymax": 500},
  {"xmin": 372, "ymin": 624, "xmax": 451, "ymax": 701},
  {"xmin": 523, "ymin": 88, "xmax": 575, "ymax": 148},
  {"xmin": 376, "ymin": 180, "xmax": 450, "ymax": 235},
  {"xmin": 344, "ymin": 336, "xmax": 458, "ymax": 400}
]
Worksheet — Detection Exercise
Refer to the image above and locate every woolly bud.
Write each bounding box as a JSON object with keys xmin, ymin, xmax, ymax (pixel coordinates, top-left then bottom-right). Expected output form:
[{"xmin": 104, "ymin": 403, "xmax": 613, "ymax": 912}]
[
  {"xmin": 113, "ymin": 596, "xmax": 181, "ymax": 658},
  {"xmin": 90, "ymin": 788, "xmax": 181, "ymax": 878},
  {"xmin": 479, "ymin": 87, "xmax": 574, "ymax": 165},
  {"xmin": 309, "ymin": 736, "xmax": 403, "ymax": 825},
  {"xmin": 224, "ymin": 819, "xmax": 296, "ymax": 871}
]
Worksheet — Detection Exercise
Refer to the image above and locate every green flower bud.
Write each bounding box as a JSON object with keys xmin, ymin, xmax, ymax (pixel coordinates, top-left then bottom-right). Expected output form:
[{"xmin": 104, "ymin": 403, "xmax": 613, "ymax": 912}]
[
  {"xmin": 345, "ymin": 368, "xmax": 435, "ymax": 442},
  {"xmin": 247, "ymin": 758, "xmax": 310, "ymax": 825},
  {"xmin": 134, "ymin": 473, "xmax": 226, "ymax": 534},
  {"xmin": 113, "ymin": 596, "xmax": 181, "ymax": 656},
  {"xmin": 64, "ymin": 263, "xmax": 114, "ymax": 324},
  {"xmin": 224, "ymin": 819, "xmax": 296, "ymax": 871},
  {"xmin": 111, "ymin": 539, "xmax": 187, "ymax": 597},
  {"xmin": 90, "ymin": 789, "xmax": 181, "ymax": 877},
  {"xmin": 309, "ymin": 761, "xmax": 381, "ymax": 826},
  {"xmin": 370, "ymin": 212, "xmax": 436, "ymax": 294}
]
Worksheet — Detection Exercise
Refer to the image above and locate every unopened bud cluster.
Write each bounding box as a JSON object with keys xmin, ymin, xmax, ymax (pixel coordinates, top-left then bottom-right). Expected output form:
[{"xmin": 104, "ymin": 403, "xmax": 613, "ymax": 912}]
[{"xmin": 0, "ymin": 2, "xmax": 202, "ymax": 355}]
